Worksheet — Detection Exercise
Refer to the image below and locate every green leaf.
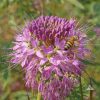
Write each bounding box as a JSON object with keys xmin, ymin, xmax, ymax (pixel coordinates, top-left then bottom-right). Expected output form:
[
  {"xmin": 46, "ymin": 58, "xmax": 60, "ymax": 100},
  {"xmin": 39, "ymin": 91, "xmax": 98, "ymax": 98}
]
[
  {"xmin": 55, "ymin": 0, "xmax": 64, "ymax": 3},
  {"xmin": 3, "ymin": 70, "xmax": 9, "ymax": 80},
  {"xmin": 11, "ymin": 91, "xmax": 37, "ymax": 100},
  {"xmin": 67, "ymin": 0, "xmax": 84, "ymax": 9},
  {"xmin": 93, "ymin": 3, "xmax": 100, "ymax": 15}
]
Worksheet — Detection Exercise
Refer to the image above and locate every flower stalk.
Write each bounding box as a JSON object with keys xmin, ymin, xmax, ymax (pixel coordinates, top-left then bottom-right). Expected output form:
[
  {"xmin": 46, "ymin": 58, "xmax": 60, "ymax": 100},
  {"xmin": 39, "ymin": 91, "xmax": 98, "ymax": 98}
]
[
  {"xmin": 79, "ymin": 76, "xmax": 84, "ymax": 100},
  {"xmin": 37, "ymin": 91, "xmax": 41, "ymax": 100}
]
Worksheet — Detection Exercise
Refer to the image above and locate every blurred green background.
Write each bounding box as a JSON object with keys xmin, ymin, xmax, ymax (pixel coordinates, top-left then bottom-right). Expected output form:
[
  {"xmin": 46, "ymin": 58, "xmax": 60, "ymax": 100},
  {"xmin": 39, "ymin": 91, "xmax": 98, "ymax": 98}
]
[{"xmin": 0, "ymin": 0, "xmax": 100, "ymax": 100}]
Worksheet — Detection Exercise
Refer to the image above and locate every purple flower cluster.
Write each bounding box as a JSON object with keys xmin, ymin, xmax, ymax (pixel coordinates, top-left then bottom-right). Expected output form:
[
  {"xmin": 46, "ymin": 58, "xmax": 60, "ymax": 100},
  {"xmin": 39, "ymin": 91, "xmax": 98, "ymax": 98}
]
[{"xmin": 11, "ymin": 16, "xmax": 90, "ymax": 100}]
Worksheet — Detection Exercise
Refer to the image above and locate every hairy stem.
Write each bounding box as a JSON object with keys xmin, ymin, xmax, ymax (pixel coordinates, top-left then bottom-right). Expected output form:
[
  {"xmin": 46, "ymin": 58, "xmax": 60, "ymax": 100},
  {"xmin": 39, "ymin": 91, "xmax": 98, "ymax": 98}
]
[
  {"xmin": 37, "ymin": 91, "xmax": 41, "ymax": 100},
  {"xmin": 79, "ymin": 76, "xmax": 84, "ymax": 100}
]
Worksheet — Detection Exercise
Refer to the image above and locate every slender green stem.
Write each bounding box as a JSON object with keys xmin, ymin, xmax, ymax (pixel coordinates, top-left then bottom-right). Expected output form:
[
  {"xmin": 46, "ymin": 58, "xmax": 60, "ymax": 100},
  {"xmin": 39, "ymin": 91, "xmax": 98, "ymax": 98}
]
[
  {"xmin": 37, "ymin": 91, "xmax": 41, "ymax": 100},
  {"xmin": 32, "ymin": 89, "xmax": 34, "ymax": 98},
  {"xmin": 79, "ymin": 76, "xmax": 84, "ymax": 100}
]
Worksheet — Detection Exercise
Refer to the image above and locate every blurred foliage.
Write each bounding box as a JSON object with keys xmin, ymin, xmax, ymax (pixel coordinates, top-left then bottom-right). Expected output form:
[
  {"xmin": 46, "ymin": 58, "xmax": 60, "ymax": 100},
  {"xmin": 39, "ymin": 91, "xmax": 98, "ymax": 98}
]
[{"xmin": 0, "ymin": 0, "xmax": 100, "ymax": 100}]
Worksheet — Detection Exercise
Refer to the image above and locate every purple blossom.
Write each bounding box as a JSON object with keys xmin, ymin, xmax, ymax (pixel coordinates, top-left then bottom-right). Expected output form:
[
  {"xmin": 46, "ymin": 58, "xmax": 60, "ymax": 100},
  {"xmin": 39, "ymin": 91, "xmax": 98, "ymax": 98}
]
[
  {"xmin": 10, "ymin": 16, "xmax": 90, "ymax": 100},
  {"xmin": 94, "ymin": 27, "xmax": 100, "ymax": 37}
]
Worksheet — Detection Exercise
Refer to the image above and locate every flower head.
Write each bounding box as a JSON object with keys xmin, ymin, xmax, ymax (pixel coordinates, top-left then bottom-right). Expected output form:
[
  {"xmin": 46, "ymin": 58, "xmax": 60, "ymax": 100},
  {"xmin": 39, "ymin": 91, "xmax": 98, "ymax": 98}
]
[{"xmin": 11, "ymin": 16, "xmax": 90, "ymax": 100}]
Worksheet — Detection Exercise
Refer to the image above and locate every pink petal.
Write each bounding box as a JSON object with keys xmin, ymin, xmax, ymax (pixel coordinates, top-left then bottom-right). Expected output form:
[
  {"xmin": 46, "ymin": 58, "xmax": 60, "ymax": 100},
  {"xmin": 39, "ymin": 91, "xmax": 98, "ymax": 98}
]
[
  {"xmin": 36, "ymin": 50, "xmax": 44, "ymax": 58},
  {"xmin": 49, "ymin": 58, "xmax": 61, "ymax": 65}
]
